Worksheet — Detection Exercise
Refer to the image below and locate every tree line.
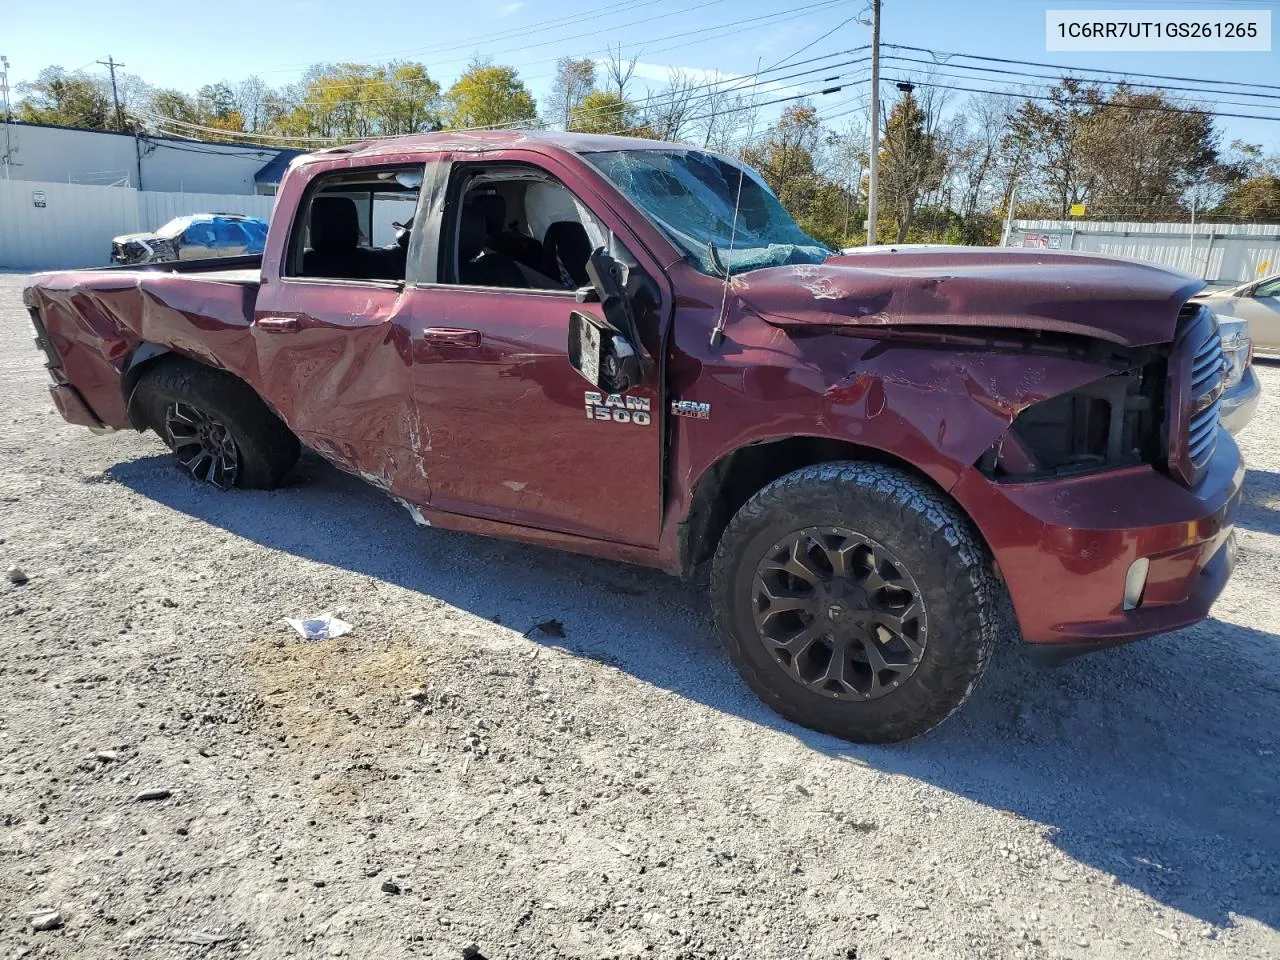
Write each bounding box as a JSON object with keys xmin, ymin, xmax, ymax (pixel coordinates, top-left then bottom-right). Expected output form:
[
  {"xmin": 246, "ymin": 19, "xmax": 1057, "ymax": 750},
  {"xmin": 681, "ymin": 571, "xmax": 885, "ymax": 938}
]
[{"xmin": 14, "ymin": 56, "xmax": 1280, "ymax": 245}]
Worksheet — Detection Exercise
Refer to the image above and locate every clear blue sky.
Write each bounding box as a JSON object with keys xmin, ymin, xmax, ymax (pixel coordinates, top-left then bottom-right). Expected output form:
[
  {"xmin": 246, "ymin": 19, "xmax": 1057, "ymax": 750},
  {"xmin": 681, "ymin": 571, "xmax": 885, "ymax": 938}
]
[{"xmin": 4, "ymin": 0, "xmax": 1278, "ymax": 148}]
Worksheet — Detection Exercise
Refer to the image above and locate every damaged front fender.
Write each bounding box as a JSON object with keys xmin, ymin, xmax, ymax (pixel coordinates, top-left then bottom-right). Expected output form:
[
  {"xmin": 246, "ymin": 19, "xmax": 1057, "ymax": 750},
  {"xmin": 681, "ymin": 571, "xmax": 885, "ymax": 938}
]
[{"xmin": 818, "ymin": 341, "xmax": 1124, "ymax": 482}]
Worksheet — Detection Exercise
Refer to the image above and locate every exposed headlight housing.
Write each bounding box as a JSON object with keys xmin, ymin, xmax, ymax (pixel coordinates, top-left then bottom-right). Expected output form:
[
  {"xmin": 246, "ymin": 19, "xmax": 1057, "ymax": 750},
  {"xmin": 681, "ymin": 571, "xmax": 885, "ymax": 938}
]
[
  {"xmin": 976, "ymin": 362, "xmax": 1165, "ymax": 481},
  {"xmin": 1214, "ymin": 315, "xmax": 1251, "ymax": 389}
]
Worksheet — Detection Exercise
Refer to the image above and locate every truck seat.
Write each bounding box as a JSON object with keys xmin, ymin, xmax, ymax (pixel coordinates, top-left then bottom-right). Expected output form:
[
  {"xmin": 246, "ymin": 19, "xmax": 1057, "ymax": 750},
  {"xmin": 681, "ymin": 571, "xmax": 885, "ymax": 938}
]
[
  {"xmin": 304, "ymin": 196, "xmax": 367, "ymax": 279},
  {"xmin": 542, "ymin": 220, "xmax": 593, "ymax": 288},
  {"xmin": 458, "ymin": 198, "xmax": 527, "ymax": 289}
]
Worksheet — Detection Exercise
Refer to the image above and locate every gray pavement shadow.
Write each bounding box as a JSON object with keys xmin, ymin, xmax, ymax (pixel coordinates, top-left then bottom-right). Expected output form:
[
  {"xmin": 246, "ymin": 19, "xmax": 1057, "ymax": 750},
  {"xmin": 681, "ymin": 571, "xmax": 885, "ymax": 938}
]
[
  {"xmin": 110, "ymin": 450, "xmax": 1280, "ymax": 933},
  {"xmin": 1237, "ymin": 467, "xmax": 1279, "ymax": 534}
]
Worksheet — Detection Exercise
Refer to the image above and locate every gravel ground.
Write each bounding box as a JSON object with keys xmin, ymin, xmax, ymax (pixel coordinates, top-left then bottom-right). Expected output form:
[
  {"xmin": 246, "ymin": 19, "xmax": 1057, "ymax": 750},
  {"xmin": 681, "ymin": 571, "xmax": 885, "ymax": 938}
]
[{"xmin": 1, "ymin": 270, "xmax": 1278, "ymax": 960}]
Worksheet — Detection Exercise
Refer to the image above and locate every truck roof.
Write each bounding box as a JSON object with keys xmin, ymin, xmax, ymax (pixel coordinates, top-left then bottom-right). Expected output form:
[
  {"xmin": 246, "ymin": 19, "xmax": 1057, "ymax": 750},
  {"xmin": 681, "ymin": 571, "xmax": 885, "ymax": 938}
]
[{"xmin": 300, "ymin": 130, "xmax": 684, "ymax": 166}]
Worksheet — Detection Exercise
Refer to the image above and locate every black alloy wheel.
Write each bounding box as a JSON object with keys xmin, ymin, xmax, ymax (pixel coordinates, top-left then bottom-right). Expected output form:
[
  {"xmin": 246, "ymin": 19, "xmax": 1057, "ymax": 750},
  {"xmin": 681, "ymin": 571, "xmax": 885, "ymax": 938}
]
[
  {"xmin": 751, "ymin": 526, "xmax": 927, "ymax": 700},
  {"xmin": 164, "ymin": 400, "xmax": 241, "ymax": 489}
]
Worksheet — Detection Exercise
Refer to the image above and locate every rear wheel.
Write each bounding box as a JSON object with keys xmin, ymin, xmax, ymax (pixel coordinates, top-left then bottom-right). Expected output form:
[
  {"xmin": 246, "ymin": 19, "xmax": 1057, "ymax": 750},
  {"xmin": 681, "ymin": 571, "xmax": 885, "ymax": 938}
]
[
  {"xmin": 133, "ymin": 358, "xmax": 299, "ymax": 490},
  {"xmin": 710, "ymin": 461, "xmax": 998, "ymax": 743}
]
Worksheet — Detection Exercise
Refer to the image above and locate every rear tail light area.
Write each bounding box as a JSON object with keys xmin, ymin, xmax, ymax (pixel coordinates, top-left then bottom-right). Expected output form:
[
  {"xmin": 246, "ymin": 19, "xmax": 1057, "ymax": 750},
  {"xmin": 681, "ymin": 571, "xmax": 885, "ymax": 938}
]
[{"xmin": 28, "ymin": 307, "xmax": 63, "ymax": 372}]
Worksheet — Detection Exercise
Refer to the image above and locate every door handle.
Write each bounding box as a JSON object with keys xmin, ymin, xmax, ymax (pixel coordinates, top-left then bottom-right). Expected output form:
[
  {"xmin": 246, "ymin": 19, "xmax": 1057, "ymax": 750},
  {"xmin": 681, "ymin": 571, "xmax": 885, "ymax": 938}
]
[
  {"xmin": 423, "ymin": 327, "xmax": 481, "ymax": 347},
  {"xmin": 257, "ymin": 317, "xmax": 300, "ymax": 333}
]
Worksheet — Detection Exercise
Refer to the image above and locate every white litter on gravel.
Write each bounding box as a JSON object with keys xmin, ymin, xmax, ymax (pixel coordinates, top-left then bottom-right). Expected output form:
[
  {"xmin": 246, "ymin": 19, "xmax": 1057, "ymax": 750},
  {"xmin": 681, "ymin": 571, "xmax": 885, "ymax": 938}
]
[{"xmin": 284, "ymin": 612, "xmax": 353, "ymax": 641}]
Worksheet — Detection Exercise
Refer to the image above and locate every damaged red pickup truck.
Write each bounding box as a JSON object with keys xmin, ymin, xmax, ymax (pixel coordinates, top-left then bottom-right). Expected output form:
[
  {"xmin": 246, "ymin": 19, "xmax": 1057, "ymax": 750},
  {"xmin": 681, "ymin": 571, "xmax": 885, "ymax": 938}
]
[{"xmin": 24, "ymin": 131, "xmax": 1242, "ymax": 742}]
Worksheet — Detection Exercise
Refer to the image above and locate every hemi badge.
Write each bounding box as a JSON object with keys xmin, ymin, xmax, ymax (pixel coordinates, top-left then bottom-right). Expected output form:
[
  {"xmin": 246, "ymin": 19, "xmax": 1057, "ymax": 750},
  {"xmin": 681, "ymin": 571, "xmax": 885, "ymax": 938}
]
[{"xmin": 671, "ymin": 400, "xmax": 711, "ymax": 420}]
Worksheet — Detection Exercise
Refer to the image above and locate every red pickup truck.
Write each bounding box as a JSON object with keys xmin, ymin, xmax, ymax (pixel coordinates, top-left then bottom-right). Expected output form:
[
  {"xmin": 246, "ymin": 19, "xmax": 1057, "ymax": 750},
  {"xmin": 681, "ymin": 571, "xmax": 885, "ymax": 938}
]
[{"xmin": 23, "ymin": 131, "xmax": 1242, "ymax": 742}]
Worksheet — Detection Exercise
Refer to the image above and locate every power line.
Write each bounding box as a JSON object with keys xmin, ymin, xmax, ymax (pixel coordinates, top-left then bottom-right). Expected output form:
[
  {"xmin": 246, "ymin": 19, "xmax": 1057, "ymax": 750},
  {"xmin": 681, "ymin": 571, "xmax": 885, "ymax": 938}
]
[
  {"xmin": 882, "ymin": 53, "xmax": 1280, "ymax": 106},
  {"xmin": 138, "ymin": 50, "xmax": 872, "ymax": 146},
  {"xmin": 882, "ymin": 61, "xmax": 1280, "ymax": 120},
  {"xmin": 887, "ymin": 43, "xmax": 1280, "ymax": 94},
  {"xmin": 884, "ymin": 74, "xmax": 1280, "ymax": 124},
  {"xmin": 240, "ymin": 0, "xmax": 850, "ymax": 110}
]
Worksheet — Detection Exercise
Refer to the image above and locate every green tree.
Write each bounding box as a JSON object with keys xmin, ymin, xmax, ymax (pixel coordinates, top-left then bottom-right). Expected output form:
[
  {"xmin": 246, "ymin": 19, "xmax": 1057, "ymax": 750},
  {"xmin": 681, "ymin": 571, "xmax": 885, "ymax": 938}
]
[
  {"xmin": 444, "ymin": 60, "xmax": 537, "ymax": 130},
  {"xmin": 273, "ymin": 62, "xmax": 441, "ymax": 140},
  {"xmin": 149, "ymin": 88, "xmax": 202, "ymax": 127},
  {"xmin": 569, "ymin": 90, "xmax": 655, "ymax": 137},
  {"xmin": 16, "ymin": 66, "xmax": 113, "ymax": 129}
]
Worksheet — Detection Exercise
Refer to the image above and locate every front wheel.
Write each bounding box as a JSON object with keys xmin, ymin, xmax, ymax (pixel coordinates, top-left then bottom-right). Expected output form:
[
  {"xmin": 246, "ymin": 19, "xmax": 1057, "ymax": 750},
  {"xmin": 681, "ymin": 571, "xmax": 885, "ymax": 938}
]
[{"xmin": 710, "ymin": 462, "xmax": 998, "ymax": 743}]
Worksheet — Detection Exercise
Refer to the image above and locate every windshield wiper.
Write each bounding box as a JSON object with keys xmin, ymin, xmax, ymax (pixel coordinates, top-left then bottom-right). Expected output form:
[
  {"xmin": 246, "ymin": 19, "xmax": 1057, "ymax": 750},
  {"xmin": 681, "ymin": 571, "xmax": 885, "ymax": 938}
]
[{"xmin": 707, "ymin": 241, "xmax": 729, "ymax": 279}]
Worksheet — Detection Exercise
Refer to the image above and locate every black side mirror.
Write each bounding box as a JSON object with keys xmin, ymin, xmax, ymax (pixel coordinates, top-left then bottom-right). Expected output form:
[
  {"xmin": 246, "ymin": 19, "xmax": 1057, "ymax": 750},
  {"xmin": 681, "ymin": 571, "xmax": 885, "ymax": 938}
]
[
  {"xmin": 568, "ymin": 310, "xmax": 642, "ymax": 395},
  {"xmin": 585, "ymin": 248, "xmax": 646, "ymax": 375}
]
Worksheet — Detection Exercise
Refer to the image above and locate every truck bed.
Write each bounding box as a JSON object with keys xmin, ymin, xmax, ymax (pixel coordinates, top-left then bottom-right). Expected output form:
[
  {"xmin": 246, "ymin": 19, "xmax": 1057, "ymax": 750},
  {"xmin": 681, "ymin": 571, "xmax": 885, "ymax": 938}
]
[{"xmin": 24, "ymin": 261, "xmax": 262, "ymax": 430}]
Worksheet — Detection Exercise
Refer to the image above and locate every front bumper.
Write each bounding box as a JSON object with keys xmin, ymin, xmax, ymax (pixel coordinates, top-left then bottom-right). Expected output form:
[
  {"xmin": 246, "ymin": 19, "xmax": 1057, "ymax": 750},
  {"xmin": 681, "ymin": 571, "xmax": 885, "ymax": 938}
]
[
  {"xmin": 954, "ymin": 431, "xmax": 1244, "ymax": 651},
  {"xmin": 1220, "ymin": 366, "xmax": 1260, "ymax": 436}
]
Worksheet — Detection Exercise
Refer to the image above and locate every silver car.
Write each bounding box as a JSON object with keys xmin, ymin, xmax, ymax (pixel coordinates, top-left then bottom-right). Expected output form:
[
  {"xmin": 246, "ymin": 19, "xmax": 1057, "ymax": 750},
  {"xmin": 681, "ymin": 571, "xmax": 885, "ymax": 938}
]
[{"xmin": 1195, "ymin": 273, "xmax": 1280, "ymax": 356}]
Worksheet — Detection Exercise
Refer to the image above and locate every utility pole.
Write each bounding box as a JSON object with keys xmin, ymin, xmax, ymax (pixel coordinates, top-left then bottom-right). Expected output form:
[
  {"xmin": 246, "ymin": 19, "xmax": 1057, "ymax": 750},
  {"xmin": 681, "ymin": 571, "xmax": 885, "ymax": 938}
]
[
  {"xmin": 98, "ymin": 56, "xmax": 144, "ymax": 190},
  {"xmin": 97, "ymin": 56, "xmax": 125, "ymax": 131},
  {"xmin": 865, "ymin": 0, "xmax": 881, "ymax": 246},
  {"xmin": 1, "ymin": 55, "xmax": 12, "ymax": 180}
]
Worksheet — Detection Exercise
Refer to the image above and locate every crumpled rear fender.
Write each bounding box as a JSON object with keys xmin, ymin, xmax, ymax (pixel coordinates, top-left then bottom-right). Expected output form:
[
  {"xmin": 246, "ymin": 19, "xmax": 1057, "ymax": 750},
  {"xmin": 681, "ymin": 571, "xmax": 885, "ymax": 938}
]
[{"xmin": 23, "ymin": 272, "xmax": 257, "ymax": 429}]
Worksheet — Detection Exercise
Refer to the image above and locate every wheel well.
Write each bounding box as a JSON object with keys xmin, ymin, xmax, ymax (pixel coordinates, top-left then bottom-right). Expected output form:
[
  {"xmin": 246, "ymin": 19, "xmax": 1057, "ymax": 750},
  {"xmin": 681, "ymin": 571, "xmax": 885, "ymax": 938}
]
[
  {"xmin": 121, "ymin": 348, "xmax": 278, "ymax": 436},
  {"xmin": 677, "ymin": 436, "xmax": 978, "ymax": 579},
  {"xmin": 121, "ymin": 344, "xmax": 173, "ymax": 429}
]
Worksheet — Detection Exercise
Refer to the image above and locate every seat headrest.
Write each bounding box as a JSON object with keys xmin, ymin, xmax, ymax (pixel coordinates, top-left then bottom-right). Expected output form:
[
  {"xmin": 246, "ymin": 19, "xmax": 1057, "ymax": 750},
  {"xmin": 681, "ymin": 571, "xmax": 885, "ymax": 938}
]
[
  {"xmin": 467, "ymin": 191, "xmax": 506, "ymax": 235},
  {"xmin": 458, "ymin": 202, "xmax": 488, "ymax": 262},
  {"xmin": 309, "ymin": 196, "xmax": 360, "ymax": 253},
  {"xmin": 544, "ymin": 220, "xmax": 594, "ymax": 287}
]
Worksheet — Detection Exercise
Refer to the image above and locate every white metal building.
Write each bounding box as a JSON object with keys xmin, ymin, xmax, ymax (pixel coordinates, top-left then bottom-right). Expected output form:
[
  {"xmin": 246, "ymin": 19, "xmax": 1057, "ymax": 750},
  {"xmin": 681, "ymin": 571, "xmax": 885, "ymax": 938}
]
[
  {"xmin": 0, "ymin": 121, "xmax": 300, "ymax": 195},
  {"xmin": 1007, "ymin": 219, "xmax": 1280, "ymax": 287}
]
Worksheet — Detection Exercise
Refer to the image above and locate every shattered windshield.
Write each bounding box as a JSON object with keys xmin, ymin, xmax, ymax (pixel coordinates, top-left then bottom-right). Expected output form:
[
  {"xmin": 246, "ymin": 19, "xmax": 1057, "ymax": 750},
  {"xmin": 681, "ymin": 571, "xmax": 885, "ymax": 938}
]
[{"xmin": 584, "ymin": 149, "xmax": 831, "ymax": 276}]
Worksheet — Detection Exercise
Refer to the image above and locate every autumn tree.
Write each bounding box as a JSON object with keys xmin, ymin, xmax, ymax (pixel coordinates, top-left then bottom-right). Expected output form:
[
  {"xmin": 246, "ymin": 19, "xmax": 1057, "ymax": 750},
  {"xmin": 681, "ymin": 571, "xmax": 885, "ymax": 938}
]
[
  {"xmin": 1212, "ymin": 141, "xmax": 1280, "ymax": 219},
  {"xmin": 743, "ymin": 104, "xmax": 823, "ymax": 209},
  {"xmin": 271, "ymin": 62, "xmax": 441, "ymax": 140},
  {"xmin": 1077, "ymin": 86, "xmax": 1218, "ymax": 219},
  {"xmin": 444, "ymin": 59, "xmax": 536, "ymax": 130},
  {"xmin": 1009, "ymin": 79, "xmax": 1104, "ymax": 218},
  {"xmin": 570, "ymin": 90, "xmax": 653, "ymax": 137},
  {"xmin": 878, "ymin": 88, "xmax": 946, "ymax": 241}
]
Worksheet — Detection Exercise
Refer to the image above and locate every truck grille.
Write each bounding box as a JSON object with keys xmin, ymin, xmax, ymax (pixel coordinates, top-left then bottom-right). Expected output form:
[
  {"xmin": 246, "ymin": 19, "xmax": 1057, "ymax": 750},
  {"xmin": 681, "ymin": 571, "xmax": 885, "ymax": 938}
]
[
  {"xmin": 1187, "ymin": 327, "xmax": 1224, "ymax": 464},
  {"xmin": 1169, "ymin": 304, "xmax": 1226, "ymax": 485}
]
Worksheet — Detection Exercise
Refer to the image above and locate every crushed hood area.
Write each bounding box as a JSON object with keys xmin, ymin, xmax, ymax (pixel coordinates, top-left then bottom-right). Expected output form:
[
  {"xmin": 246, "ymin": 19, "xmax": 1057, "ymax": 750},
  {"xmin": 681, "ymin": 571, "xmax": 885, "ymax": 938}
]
[{"xmin": 734, "ymin": 249, "xmax": 1204, "ymax": 347}]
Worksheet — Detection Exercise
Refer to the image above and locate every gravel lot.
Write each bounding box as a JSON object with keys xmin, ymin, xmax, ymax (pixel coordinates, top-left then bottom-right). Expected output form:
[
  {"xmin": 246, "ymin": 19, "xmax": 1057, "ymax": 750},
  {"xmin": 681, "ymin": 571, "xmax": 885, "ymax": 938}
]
[{"xmin": 1, "ymin": 270, "xmax": 1278, "ymax": 960}]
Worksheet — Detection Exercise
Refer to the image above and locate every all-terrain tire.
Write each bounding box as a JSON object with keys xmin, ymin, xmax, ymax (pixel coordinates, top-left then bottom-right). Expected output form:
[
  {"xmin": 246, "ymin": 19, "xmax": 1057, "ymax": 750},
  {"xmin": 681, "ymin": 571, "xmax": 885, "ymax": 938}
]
[
  {"xmin": 132, "ymin": 357, "xmax": 300, "ymax": 489},
  {"xmin": 710, "ymin": 461, "xmax": 998, "ymax": 743}
]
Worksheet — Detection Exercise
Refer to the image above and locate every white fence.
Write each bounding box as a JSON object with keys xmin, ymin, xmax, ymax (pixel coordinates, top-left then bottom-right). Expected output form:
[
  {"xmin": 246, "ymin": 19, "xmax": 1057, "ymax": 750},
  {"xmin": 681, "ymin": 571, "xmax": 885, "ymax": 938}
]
[
  {"xmin": 0, "ymin": 180, "xmax": 275, "ymax": 271},
  {"xmin": 1008, "ymin": 219, "xmax": 1280, "ymax": 287}
]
